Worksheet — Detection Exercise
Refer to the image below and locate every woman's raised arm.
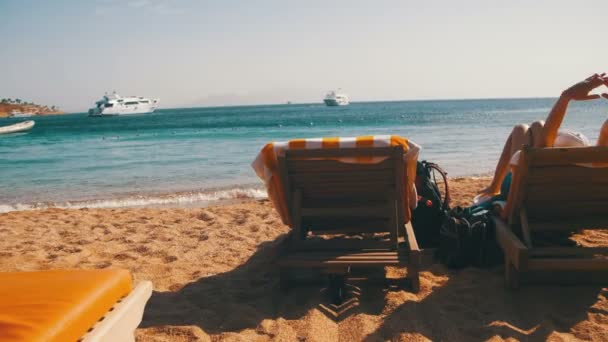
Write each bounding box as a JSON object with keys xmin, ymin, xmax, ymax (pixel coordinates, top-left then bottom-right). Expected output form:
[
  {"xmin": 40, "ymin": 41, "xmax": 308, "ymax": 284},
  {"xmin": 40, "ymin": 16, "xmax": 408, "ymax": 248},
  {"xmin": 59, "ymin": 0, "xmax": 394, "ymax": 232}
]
[{"xmin": 541, "ymin": 74, "xmax": 605, "ymax": 147}]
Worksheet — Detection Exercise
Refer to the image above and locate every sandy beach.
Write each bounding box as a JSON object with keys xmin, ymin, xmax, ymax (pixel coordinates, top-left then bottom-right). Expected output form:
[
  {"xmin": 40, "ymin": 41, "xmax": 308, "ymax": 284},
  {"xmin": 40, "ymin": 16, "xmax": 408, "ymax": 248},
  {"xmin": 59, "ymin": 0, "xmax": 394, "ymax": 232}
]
[{"xmin": 1, "ymin": 177, "xmax": 607, "ymax": 341}]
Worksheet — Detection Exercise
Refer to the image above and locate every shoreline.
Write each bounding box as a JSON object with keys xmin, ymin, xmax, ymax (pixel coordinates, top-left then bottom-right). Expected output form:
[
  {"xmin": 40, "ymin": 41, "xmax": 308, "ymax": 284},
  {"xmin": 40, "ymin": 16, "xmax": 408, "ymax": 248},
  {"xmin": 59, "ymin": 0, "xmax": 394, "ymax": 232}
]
[
  {"xmin": 0, "ymin": 177, "xmax": 491, "ymax": 213},
  {"xmin": 0, "ymin": 183, "xmax": 267, "ymax": 213}
]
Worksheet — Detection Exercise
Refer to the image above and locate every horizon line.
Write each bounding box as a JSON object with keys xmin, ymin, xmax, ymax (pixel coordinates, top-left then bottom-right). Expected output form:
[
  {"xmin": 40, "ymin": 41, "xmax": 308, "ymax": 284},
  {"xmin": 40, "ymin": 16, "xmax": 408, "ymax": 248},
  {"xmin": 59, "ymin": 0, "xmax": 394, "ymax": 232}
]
[{"xmin": 64, "ymin": 95, "xmax": 559, "ymax": 114}]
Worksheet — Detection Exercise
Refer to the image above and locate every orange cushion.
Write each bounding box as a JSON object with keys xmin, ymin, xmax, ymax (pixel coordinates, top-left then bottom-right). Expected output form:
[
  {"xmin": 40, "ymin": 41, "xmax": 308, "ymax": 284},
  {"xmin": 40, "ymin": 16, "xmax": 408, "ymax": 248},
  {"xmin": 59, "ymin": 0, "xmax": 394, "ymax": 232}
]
[{"xmin": 0, "ymin": 268, "xmax": 132, "ymax": 342}]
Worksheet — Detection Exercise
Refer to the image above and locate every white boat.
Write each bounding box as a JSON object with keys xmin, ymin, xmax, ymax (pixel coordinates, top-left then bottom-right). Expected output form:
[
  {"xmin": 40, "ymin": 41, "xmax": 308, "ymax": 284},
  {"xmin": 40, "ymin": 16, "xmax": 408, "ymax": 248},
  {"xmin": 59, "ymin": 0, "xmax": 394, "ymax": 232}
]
[
  {"xmin": 88, "ymin": 92, "xmax": 159, "ymax": 116},
  {"xmin": 0, "ymin": 120, "xmax": 35, "ymax": 134},
  {"xmin": 10, "ymin": 109, "xmax": 35, "ymax": 118},
  {"xmin": 323, "ymin": 90, "xmax": 350, "ymax": 106}
]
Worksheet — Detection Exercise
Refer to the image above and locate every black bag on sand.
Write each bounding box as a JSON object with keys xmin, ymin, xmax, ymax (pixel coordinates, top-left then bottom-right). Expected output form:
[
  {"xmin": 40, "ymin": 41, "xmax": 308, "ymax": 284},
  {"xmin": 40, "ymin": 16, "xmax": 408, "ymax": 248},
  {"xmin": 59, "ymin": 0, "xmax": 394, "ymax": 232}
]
[
  {"xmin": 437, "ymin": 207, "xmax": 503, "ymax": 268},
  {"xmin": 411, "ymin": 161, "xmax": 450, "ymax": 248}
]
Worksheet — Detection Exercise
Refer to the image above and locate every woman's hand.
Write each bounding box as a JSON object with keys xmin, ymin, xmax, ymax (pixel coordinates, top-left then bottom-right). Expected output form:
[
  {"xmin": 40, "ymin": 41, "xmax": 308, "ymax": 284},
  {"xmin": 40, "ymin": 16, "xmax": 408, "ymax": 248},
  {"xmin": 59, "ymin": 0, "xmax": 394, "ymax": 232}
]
[
  {"xmin": 478, "ymin": 186, "xmax": 500, "ymax": 197},
  {"xmin": 561, "ymin": 73, "xmax": 606, "ymax": 101},
  {"xmin": 473, "ymin": 186, "xmax": 500, "ymax": 205}
]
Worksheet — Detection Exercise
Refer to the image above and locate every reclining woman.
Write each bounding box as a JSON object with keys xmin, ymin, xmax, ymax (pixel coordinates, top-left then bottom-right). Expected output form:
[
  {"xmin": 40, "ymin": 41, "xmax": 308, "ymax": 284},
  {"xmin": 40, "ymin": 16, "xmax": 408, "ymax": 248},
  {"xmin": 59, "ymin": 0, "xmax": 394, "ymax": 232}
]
[{"xmin": 476, "ymin": 74, "xmax": 608, "ymax": 206}]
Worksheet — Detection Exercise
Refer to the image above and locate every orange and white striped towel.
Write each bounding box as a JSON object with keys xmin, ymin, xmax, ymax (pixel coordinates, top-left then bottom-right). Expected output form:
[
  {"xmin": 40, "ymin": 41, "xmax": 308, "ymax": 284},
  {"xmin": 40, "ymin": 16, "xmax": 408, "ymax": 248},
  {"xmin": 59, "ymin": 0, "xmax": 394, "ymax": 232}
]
[{"xmin": 251, "ymin": 135, "xmax": 420, "ymax": 227}]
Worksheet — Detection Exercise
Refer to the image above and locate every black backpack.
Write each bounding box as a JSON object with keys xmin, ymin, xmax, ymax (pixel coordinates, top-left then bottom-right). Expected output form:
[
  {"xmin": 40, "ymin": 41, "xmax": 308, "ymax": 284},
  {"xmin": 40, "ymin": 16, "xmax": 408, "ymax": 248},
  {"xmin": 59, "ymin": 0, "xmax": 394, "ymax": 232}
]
[
  {"xmin": 437, "ymin": 207, "xmax": 503, "ymax": 268},
  {"xmin": 411, "ymin": 161, "xmax": 450, "ymax": 248}
]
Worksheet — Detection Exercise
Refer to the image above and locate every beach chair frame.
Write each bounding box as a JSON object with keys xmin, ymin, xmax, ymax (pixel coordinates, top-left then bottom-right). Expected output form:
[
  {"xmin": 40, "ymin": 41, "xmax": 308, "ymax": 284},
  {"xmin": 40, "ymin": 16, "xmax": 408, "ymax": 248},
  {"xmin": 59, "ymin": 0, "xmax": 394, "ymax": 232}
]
[
  {"xmin": 82, "ymin": 281, "xmax": 153, "ymax": 342},
  {"xmin": 276, "ymin": 146, "xmax": 421, "ymax": 300},
  {"xmin": 494, "ymin": 146, "xmax": 608, "ymax": 288}
]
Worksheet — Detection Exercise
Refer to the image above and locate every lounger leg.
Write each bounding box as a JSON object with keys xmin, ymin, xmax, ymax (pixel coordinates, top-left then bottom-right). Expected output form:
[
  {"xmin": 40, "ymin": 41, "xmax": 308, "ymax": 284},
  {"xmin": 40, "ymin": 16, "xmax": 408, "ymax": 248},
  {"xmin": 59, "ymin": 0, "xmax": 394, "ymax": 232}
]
[
  {"xmin": 505, "ymin": 258, "xmax": 520, "ymax": 290},
  {"xmin": 408, "ymin": 251, "xmax": 421, "ymax": 293},
  {"xmin": 328, "ymin": 274, "xmax": 346, "ymax": 305}
]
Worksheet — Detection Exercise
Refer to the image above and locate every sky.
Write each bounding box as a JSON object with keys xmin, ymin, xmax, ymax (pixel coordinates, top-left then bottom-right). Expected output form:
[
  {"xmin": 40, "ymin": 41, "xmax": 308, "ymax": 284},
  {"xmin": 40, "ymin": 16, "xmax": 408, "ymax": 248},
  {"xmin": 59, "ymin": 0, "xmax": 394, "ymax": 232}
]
[{"xmin": 0, "ymin": 0, "xmax": 607, "ymax": 112}]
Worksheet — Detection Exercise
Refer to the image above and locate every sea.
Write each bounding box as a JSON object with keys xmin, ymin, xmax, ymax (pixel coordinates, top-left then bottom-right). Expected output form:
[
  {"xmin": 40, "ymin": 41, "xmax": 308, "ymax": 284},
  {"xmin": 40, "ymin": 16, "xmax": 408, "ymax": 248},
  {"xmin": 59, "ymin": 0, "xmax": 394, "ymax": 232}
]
[{"xmin": 1, "ymin": 98, "xmax": 606, "ymax": 212}]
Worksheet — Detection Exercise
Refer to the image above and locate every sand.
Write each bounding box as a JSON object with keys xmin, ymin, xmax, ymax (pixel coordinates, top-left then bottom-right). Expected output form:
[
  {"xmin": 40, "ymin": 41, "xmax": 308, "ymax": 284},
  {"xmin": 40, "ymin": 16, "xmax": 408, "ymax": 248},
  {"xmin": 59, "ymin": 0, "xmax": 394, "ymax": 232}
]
[{"xmin": 1, "ymin": 177, "xmax": 607, "ymax": 341}]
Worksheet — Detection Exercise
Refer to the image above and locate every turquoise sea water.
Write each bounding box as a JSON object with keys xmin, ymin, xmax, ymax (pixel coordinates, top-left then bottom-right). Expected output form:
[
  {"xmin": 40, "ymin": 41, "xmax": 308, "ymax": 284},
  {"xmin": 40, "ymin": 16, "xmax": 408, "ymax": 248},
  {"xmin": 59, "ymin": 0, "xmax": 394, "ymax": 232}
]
[{"xmin": 1, "ymin": 98, "xmax": 607, "ymax": 211}]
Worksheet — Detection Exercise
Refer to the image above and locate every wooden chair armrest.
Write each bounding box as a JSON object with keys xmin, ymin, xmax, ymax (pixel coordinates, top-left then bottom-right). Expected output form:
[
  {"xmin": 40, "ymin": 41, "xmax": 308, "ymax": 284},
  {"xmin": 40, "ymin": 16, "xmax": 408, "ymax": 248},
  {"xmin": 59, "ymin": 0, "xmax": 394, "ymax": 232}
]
[
  {"xmin": 493, "ymin": 217, "xmax": 528, "ymax": 270},
  {"xmin": 404, "ymin": 221, "xmax": 420, "ymax": 253}
]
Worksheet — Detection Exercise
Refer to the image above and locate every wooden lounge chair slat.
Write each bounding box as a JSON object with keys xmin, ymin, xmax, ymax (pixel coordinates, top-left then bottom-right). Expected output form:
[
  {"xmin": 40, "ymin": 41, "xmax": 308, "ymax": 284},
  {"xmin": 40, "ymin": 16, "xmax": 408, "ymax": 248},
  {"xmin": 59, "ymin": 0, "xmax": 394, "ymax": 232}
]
[
  {"xmin": 292, "ymin": 189, "xmax": 303, "ymax": 240},
  {"xmin": 526, "ymin": 200, "xmax": 608, "ymax": 219},
  {"xmin": 301, "ymin": 218, "xmax": 389, "ymax": 231},
  {"xmin": 290, "ymin": 171, "xmax": 394, "ymax": 184},
  {"xmin": 282, "ymin": 255, "xmax": 405, "ymax": 261},
  {"xmin": 530, "ymin": 247, "xmax": 608, "ymax": 257},
  {"xmin": 527, "ymin": 165, "xmax": 608, "ymax": 184},
  {"xmin": 279, "ymin": 259, "xmax": 408, "ymax": 267},
  {"xmin": 308, "ymin": 227, "xmax": 389, "ymax": 235},
  {"xmin": 291, "ymin": 239, "xmax": 394, "ymax": 251},
  {"xmin": 297, "ymin": 183, "xmax": 395, "ymax": 195},
  {"xmin": 526, "ymin": 183, "xmax": 608, "ymax": 202},
  {"xmin": 278, "ymin": 249, "xmax": 409, "ymax": 267},
  {"xmin": 301, "ymin": 206, "xmax": 389, "ymax": 218},
  {"xmin": 527, "ymin": 216, "xmax": 608, "ymax": 231},
  {"xmin": 527, "ymin": 146, "xmax": 608, "ymax": 166},
  {"xmin": 287, "ymin": 162, "xmax": 394, "ymax": 174},
  {"xmin": 528, "ymin": 258, "xmax": 608, "ymax": 271},
  {"xmin": 286, "ymin": 251, "xmax": 405, "ymax": 257}
]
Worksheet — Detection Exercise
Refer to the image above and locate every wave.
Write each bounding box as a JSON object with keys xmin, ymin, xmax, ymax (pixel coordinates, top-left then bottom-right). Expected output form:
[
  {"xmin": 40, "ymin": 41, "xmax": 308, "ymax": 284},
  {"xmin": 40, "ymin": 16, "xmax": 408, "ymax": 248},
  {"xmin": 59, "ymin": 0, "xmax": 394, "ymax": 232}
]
[
  {"xmin": 0, "ymin": 186, "xmax": 268, "ymax": 213},
  {"xmin": 483, "ymin": 107, "xmax": 552, "ymax": 114}
]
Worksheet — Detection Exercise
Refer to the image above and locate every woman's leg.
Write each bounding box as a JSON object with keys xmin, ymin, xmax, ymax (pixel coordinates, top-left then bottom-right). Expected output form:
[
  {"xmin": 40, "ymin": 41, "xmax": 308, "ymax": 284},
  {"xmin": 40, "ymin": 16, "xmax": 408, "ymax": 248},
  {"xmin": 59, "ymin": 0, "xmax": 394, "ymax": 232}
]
[
  {"xmin": 485, "ymin": 124, "xmax": 530, "ymax": 194},
  {"xmin": 529, "ymin": 120, "xmax": 545, "ymax": 148}
]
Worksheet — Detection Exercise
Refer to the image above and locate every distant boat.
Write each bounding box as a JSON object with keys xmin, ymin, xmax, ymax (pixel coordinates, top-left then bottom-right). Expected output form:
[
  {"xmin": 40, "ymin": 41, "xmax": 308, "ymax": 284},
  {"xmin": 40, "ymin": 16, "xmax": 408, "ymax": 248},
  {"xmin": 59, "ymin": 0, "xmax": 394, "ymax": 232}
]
[
  {"xmin": 10, "ymin": 109, "xmax": 35, "ymax": 118},
  {"xmin": 88, "ymin": 92, "xmax": 159, "ymax": 116},
  {"xmin": 0, "ymin": 120, "xmax": 35, "ymax": 134},
  {"xmin": 323, "ymin": 90, "xmax": 350, "ymax": 106}
]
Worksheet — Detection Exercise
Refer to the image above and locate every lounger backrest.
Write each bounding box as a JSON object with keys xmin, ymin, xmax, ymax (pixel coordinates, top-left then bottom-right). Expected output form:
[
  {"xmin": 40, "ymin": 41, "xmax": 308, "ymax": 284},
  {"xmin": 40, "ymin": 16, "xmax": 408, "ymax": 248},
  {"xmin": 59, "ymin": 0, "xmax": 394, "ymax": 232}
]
[
  {"xmin": 507, "ymin": 146, "xmax": 608, "ymax": 230},
  {"xmin": 279, "ymin": 146, "xmax": 406, "ymax": 237}
]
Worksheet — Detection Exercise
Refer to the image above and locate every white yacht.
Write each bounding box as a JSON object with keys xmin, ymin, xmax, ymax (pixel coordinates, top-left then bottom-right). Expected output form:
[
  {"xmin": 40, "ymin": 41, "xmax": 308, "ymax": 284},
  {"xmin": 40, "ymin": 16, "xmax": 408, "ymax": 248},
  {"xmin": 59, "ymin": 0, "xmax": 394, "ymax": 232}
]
[
  {"xmin": 323, "ymin": 90, "xmax": 350, "ymax": 106},
  {"xmin": 88, "ymin": 92, "xmax": 159, "ymax": 116},
  {"xmin": 10, "ymin": 109, "xmax": 35, "ymax": 118}
]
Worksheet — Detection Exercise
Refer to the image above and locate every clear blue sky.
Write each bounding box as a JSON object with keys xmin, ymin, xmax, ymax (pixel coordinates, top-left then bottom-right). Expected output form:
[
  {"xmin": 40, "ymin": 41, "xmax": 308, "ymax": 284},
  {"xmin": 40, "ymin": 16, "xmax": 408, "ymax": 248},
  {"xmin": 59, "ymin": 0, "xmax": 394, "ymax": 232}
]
[{"xmin": 1, "ymin": 0, "xmax": 606, "ymax": 112}]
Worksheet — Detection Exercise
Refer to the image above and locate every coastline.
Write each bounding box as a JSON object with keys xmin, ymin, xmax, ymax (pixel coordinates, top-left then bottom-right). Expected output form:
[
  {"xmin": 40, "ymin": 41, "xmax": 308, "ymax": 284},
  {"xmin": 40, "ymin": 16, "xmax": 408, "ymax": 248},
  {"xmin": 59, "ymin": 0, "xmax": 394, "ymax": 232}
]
[
  {"xmin": 0, "ymin": 177, "xmax": 489, "ymax": 213},
  {"xmin": 0, "ymin": 103, "xmax": 64, "ymax": 117},
  {"xmin": 2, "ymin": 175, "xmax": 608, "ymax": 341}
]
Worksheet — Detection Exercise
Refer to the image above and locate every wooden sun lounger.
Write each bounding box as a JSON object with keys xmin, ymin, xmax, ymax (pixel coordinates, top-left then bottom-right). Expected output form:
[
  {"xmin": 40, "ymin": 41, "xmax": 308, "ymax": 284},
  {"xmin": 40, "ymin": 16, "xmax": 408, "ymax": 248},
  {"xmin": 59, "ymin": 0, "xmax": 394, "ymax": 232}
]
[
  {"xmin": 276, "ymin": 146, "xmax": 421, "ymax": 301},
  {"xmin": 0, "ymin": 269, "xmax": 152, "ymax": 342},
  {"xmin": 494, "ymin": 146, "xmax": 608, "ymax": 288}
]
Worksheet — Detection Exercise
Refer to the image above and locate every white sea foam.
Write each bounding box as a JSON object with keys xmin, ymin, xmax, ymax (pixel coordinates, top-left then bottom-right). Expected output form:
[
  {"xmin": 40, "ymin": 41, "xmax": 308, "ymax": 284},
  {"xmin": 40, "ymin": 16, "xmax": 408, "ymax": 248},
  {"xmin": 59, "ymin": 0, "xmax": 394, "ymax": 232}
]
[{"xmin": 0, "ymin": 187, "xmax": 268, "ymax": 213}]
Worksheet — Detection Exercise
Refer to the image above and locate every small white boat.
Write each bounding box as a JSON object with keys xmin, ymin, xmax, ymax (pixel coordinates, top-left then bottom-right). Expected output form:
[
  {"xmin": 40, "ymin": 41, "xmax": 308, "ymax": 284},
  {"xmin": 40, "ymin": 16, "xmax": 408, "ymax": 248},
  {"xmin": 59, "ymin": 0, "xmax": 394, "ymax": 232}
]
[
  {"xmin": 11, "ymin": 109, "xmax": 35, "ymax": 117},
  {"xmin": 0, "ymin": 120, "xmax": 35, "ymax": 134}
]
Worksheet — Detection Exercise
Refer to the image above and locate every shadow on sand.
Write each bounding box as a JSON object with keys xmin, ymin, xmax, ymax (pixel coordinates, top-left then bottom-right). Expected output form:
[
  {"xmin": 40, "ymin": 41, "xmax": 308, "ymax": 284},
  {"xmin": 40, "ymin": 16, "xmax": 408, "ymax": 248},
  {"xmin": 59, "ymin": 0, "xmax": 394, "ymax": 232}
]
[
  {"xmin": 365, "ymin": 265, "xmax": 606, "ymax": 341},
  {"xmin": 141, "ymin": 236, "xmax": 605, "ymax": 340},
  {"xmin": 140, "ymin": 234, "xmax": 398, "ymax": 334}
]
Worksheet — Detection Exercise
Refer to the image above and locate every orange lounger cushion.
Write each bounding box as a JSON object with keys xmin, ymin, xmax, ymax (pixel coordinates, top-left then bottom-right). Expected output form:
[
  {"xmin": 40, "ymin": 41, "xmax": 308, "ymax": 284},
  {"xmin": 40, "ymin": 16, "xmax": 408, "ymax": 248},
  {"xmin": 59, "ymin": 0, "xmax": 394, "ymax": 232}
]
[{"xmin": 0, "ymin": 268, "xmax": 133, "ymax": 342}]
